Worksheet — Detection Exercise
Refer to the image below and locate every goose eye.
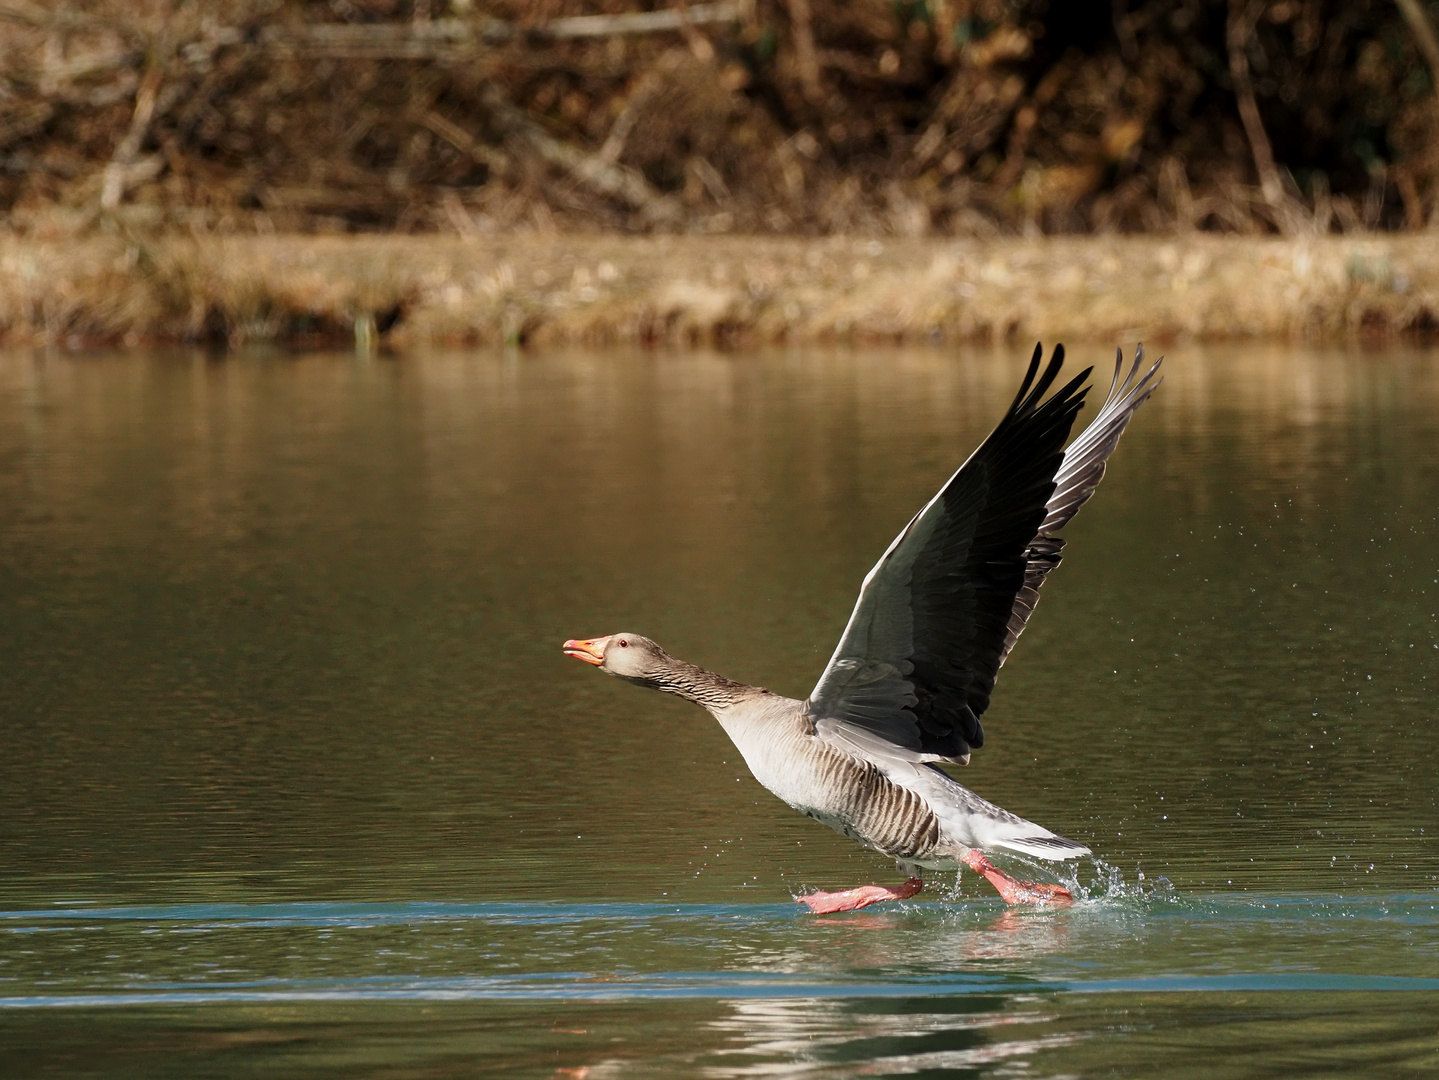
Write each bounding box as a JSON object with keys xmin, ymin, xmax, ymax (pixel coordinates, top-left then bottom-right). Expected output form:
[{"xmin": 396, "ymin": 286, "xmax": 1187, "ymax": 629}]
[{"xmin": 618, "ymin": 639, "xmax": 629, "ymax": 647}]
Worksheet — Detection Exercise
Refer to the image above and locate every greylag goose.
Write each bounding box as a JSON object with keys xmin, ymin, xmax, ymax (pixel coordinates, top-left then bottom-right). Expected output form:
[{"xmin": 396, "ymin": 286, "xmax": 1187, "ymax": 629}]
[{"xmin": 565, "ymin": 345, "xmax": 1161, "ymax": 911}]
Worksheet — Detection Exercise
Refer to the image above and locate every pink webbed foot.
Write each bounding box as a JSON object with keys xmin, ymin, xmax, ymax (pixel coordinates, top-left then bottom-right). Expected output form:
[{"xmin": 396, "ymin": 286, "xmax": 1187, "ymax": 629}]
[
  {"xmin": 799, "ymin": 877, "xmax": 923, "ymax": 914},
  {"xmin": 962, "ymin": 850, "xmax": 1072, "ymax": 905}
]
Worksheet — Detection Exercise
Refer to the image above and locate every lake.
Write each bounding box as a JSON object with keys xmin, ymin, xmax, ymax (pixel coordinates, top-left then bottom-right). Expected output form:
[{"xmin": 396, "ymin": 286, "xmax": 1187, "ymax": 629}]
[{"xmin": 1, "ymin": 344, "xmax": 1437, "ymax": 1077}]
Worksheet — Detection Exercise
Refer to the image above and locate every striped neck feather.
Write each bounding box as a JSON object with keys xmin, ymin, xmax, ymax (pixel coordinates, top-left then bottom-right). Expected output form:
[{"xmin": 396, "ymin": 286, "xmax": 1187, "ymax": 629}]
[{"xmin": 632, "ymin": 659, "xmax": 761, "ymax": 710}]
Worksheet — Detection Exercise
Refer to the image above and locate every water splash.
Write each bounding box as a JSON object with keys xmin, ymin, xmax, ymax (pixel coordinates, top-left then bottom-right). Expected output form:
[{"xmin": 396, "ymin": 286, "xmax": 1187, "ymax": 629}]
[
  {"xmin": 946, "ymin": 853, "xmax": 1182, "ymax": 908},
  {"xmin": 1061, "ymin": 856, "xmax": 1179, "ymax": 905}
]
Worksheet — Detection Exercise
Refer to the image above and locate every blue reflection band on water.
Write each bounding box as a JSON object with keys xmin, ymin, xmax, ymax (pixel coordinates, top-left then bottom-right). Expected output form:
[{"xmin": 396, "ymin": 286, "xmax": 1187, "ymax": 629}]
[
  {"xmin": 3, "ymin": 972, "xmax": 1439, "ymax": 1008},
  {"xmin": 4, "ymin": 897, "xmax": 1439, "ymax": 1009},
  {"xmin": 0, "ymin": 901, "xmax": 808, "ymax": 927},
  {"xmin": 5, "ymin": 895, "xmax": 1439, "ymax": 925}
]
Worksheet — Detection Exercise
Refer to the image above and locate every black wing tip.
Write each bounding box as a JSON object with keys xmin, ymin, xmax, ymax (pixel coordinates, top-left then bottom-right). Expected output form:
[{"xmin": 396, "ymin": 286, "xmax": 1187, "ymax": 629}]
[
  {"xmin": 1041, "ymin": 341, "xmax": 1164, "ymax": 406},
  {"xmin": 1013, "ymin": 342, "xmax": 1092, "ymax": 421},
  {"xmin": 1012, "ymin": 342, "xmax": 1054, "ymax": 412},
  {"xmin": 1011, "ymin": 342, "xmax": 1045, "ymax": 404}
]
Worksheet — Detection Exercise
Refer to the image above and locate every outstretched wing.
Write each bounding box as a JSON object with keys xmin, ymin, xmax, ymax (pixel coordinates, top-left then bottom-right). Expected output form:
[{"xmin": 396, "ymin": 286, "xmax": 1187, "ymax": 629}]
[
  {"xmin": 806, "ymin": 344, "xmax": 1090, "ymax": 764},
  {"xmin": 998, "ymin": 345, "xmax": 1163, "ymax": 668}
]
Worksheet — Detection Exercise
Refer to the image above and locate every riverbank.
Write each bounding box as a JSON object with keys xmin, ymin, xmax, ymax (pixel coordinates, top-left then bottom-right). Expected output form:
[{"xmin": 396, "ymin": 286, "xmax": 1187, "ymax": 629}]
[{"xmin": 3, "ymin": 232, "xmax": 1437, "ymax": 349}]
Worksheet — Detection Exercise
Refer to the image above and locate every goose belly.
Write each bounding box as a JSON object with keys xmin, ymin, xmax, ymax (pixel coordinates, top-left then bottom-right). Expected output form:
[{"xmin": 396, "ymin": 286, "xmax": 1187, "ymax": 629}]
[{"xmin": 733, "ymin": 729, "xmax": 945, "ymax": 863}]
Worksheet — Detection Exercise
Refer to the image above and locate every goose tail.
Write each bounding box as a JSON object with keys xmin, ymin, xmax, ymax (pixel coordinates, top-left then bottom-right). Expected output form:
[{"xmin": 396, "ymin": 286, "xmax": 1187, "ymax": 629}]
[
  {"xmin": 981, "ymin": 825, "xmax": 1091, "ymax": 861},
  {"xmin": 911, "ymin": 764, "xmax": 1091, "ymax": 862}
]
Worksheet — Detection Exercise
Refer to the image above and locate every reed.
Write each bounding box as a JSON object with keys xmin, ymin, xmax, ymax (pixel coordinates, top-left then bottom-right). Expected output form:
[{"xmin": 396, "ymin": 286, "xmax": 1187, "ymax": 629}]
[{"xmin": 1, "ymin": 233, "xmax": 1435, "ymax": 349}]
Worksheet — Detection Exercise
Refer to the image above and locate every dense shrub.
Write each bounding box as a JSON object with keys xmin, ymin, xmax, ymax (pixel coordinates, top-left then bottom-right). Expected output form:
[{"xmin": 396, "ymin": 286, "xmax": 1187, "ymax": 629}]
[{"xmin": 2, "ymin": 0, "xmax": 1436, "ymax": 234}]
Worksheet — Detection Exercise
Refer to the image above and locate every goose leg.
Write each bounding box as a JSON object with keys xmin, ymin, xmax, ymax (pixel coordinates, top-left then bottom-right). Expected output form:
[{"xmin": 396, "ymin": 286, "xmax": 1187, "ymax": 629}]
[
  {"xmin": 962, "ymin": 849, "xmax": 1072, "ymax": 904},
  {"xmin": 798, "ymin": 877, "xmax": 923, "ymax": 914}
]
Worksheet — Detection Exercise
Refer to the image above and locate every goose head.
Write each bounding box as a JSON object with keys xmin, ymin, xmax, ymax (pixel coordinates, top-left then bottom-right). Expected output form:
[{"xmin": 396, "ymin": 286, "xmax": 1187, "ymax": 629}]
[{"xmin": 563, "ymin": 633, "xmax": 671, "ymax": 683}]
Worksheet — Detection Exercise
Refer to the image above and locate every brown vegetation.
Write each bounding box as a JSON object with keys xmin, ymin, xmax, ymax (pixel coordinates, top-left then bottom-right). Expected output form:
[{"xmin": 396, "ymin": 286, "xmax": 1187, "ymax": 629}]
[
  {"xmin": 4, "ymin": 0, "xmax": 1439, "ymax": 237},
  {"xmin": 5, "ymin": 2, "xmax": 1439, "ymax": 348},
  {"xmin": 3, "ymin": 232, "xmax": 1435, "ymax": 347}
]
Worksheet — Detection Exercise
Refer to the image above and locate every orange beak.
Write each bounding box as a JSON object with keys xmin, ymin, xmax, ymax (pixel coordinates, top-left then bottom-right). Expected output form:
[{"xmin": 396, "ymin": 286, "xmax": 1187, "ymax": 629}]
[{"xmin": 563, "ymin": 636, "xmax": 610, "ymax": 666}]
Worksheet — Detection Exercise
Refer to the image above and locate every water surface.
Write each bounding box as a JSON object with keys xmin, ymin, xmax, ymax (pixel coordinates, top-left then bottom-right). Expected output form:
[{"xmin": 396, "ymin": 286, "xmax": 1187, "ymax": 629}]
[{"xmin": 1, "ymin": 345, "xmax": 1437, "ymax": 1077}]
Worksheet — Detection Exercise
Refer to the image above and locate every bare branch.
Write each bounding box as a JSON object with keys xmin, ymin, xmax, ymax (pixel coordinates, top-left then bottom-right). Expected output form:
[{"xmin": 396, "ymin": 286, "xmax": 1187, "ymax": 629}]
[
  {"xmin": 1227, "ymin": 0, "xmax": 1286, "ymax": 215},
  {"xmin": 419, "ymin": 109, "xmax": 511, "ymax": 176},
  {"xmin": 785, "ymin": 0, "xmax": 822, "ymax": 102},
  {"xmin": 479, "ymin": 84, "xmax": 678, "ymax": 221},
  {"xmin": 264, "ymin": 4, "xmax": 738, "ymax": 59},
  {"xmin": 1395, "ymin": 0, "xmax": 1439, "ymax": 97},
  {"xmin": 541, "ymin": 3, "xmax": 736, "ymax": 40},
  {"xmin": 101, "ymin": 65, "xmax": 163, "ymax": 209}
]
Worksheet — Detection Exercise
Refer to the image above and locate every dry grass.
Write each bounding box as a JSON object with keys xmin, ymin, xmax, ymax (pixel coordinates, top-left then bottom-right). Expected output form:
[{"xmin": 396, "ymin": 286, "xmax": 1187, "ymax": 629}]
[{"xmin": 2, "ymin": 232, "xmax": 1437, "ymax": 349}]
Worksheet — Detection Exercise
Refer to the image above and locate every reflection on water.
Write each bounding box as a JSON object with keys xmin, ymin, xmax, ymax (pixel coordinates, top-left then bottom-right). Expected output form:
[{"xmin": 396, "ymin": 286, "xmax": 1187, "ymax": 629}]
[
  {"xmin": 3, "ymin": 897, "xmax": 1439, "ymax": 1076},
  {"xmin": 1, "ymin": 345, "xmax": 1438, "ymax": 1077},
  {"xmin": 708, "ymin": 995, "xmax": 1076, "ymax": 1079}
]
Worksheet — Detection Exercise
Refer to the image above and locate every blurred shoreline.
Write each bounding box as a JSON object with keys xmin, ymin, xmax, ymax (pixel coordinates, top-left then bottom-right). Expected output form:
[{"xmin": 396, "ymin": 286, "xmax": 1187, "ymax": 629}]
[{"xmin": 2, "ymin": 232, "xmax": 1436, "ymax": 350}]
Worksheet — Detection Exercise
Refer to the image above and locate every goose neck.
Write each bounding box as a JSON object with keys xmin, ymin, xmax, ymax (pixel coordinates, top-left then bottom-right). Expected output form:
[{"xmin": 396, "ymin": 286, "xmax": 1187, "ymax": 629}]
[{"xmin": 640, "ymin": 658, "xmax": 761, "ymax": 711}]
